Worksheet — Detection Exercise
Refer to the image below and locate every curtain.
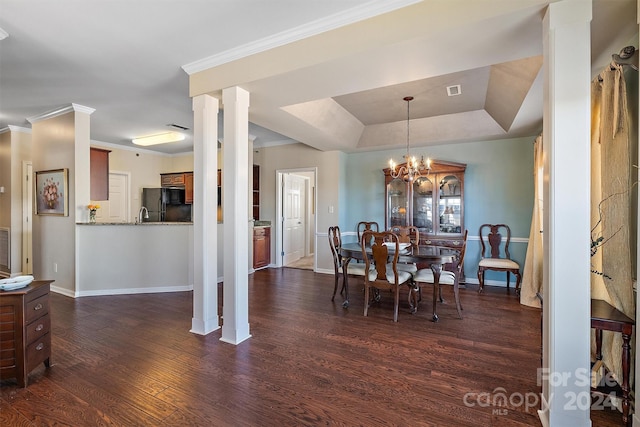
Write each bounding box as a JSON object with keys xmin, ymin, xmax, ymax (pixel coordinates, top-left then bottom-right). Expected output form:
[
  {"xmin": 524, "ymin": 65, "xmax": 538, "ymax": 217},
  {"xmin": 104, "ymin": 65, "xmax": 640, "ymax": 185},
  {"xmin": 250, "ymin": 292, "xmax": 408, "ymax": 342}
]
[
  {"xmin": 520, "ymin": 135, "xmax": 544, "ymax": 308},
  {"xmin": 591, "ymin": 63, "xmax": 635, "ymax": 392}
]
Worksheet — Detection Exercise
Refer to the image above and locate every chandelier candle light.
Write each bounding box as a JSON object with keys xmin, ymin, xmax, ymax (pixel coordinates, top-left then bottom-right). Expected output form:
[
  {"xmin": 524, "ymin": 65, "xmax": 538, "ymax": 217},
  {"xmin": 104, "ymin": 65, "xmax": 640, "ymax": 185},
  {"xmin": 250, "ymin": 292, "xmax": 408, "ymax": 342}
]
[{"xmin": 389, "ymin": 96, "xmax": 432, "ymax": 181}]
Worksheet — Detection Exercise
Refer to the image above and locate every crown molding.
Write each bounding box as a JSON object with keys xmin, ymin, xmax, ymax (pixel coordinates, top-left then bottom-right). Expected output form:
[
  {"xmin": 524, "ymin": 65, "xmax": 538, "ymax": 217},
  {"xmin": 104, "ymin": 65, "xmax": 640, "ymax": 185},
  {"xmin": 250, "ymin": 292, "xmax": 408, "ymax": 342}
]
[
  {"xmin": 0, "ymin": 125, "xmax": 32, "ymax": 134},
  {"xmin": 182, "ymin": 0, "xmax": 420, "ymax": 75},
  {"xmin": 27, "ymin": 103, "xmax": 95, "ymax": 124}
]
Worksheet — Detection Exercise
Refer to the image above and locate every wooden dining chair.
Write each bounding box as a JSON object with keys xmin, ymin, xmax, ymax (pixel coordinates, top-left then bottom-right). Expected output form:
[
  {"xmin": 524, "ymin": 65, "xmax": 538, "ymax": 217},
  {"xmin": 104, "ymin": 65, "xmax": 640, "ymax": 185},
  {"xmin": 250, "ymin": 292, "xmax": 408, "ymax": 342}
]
[
  {"xmin": 361, "ymin": 230, "xmax": 413, "ymax": 322},
  {"xmin": 356, "ymin": 221, "xmax": 379, "ymax": 242},
  {"xmin": 328, "ymin": 226, "xmax": 366, "ymax": 303},
  {"xmin": 410, "ymin": 229, "xmax": 468, "ymax": 320},
  {"xmin": 477, "ymin": 224, "xmax": 521, "ymax": 294},
  {"xmin": 388, "ymin": 225, "xmax": 420, "ymax": 275}
]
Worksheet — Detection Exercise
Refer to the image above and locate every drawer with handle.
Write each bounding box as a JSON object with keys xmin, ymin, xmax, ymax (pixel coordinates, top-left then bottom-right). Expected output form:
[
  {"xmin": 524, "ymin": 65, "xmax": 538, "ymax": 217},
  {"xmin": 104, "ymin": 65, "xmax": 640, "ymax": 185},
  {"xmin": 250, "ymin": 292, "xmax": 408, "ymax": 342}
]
[
  {"xmin": 26, "ymin": 314, "xmax": 50, "ymax": 344},
  {"xmin": 25, "ymin": 295, "xmax": 49, "ymax": 323}
]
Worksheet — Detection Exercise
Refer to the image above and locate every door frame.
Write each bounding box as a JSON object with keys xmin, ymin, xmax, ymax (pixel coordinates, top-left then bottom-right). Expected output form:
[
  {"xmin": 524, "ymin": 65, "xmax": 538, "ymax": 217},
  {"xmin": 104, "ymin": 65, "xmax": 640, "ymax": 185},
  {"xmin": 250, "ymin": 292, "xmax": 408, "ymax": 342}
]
[
  {"xmin": 275, "ymin": 167, "xmax": 317, "ymax": 269},
  {"xmin": 22, "ymin": 161, "xmax": 32, "ymax": 274}
]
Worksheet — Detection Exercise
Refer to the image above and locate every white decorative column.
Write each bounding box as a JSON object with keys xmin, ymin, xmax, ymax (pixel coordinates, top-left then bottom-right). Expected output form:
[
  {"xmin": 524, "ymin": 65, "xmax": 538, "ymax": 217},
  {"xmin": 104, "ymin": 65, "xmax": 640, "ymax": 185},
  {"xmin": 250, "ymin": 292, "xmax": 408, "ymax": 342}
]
[
  {"xmin": 540, "ymin": 1, "xmax": 592, "ymax": 426},
  {"xmin": 191, "ymin": 94, "xmax": 220, "ymax": 335},
  {"xmin": 221, "ymin": 86, "xmax": 251, "ymax": 345}
]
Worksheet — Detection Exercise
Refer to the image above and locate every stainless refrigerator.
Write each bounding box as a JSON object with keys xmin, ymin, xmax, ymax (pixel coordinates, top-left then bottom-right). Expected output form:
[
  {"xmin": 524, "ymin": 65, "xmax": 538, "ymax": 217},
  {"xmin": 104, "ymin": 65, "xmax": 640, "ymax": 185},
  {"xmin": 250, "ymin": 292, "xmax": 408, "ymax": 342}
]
[
  {"xmin": 141, "ymin": 188, "xmax": 191, "ymax": 222},
  {"xmin": 142, "ymin": 188, "xmax": 166, "ymax": 222}
]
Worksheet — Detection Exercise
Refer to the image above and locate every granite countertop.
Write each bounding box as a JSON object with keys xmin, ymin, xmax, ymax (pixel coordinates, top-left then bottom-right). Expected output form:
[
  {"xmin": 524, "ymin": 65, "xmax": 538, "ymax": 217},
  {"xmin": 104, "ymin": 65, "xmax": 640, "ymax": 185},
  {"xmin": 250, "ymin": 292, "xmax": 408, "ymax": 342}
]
[
  {"xmin": 254, "ymin": 220, "xmax": 271, "ymax": 227},
  {"xmin": 77, "ymin": 222, "xmax": 194, "ymax": 226}
]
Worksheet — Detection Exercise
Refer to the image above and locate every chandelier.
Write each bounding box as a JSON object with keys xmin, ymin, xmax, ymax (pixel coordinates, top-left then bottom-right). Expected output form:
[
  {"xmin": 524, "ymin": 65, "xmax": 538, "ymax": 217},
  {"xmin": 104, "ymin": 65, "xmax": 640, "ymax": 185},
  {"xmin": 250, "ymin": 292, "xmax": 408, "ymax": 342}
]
[{"xmin": 388, "ymin": 96, "xmax": 431, "ymax": 181}]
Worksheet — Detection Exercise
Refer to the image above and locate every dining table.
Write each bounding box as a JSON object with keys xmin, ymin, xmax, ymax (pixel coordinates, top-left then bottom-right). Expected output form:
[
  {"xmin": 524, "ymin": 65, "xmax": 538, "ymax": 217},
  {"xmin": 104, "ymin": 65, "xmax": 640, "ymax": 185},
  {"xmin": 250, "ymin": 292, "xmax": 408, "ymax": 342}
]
[{"xmin": 339, "ymin": 242, "xmax": 458, "ymax": 321}]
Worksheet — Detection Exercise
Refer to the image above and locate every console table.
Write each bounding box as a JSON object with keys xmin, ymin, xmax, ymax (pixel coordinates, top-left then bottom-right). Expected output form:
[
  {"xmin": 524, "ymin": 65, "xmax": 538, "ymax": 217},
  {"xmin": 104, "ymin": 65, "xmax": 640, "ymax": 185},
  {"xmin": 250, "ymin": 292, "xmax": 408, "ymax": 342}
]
[
  {"xmin": 0, "ymin": 280, "xmax": 53, "ymax": 387},
  {"xmin": 591, "ymin": 298, "xmax": 634, "ymax": 425}
]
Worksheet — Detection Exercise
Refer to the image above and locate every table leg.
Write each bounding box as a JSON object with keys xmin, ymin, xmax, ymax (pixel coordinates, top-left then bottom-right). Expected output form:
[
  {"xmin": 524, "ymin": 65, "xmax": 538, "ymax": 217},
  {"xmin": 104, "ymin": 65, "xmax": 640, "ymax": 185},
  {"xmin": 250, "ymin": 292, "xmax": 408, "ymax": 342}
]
[
  {"xmin": 595, "ymin": 328, "xmax": 603, "ymax": 360},
  {"xmin": 431, "ymin": 263, "xmax": 442, "ymax": 322},
  {"xmin": 621, "ymin": 332, "xmax": 631, "ymax": 425},
  {"xmin": 341, "ymin": 257, "xmax": 351, "ymax": 308}
]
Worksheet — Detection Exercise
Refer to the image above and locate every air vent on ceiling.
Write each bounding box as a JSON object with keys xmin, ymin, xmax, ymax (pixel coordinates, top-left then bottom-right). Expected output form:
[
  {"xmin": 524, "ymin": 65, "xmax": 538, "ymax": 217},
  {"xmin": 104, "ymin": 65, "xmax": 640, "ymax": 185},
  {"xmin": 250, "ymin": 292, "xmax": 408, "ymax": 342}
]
[
  {"xmin": 446, "ymin": 85, "xmax": 462, "ymax": 97},
  {"xmin": 167, "ymin": 123, "xmax": 190, "ymax": 131}
]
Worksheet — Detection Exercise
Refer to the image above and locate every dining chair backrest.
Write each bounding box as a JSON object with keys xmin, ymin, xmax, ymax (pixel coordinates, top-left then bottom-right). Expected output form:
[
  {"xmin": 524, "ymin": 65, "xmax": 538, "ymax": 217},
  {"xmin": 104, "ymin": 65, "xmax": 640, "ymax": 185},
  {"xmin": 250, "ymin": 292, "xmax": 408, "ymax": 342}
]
[
  {"xmin": 361, "ymin": 230, "xmax": 399, "ymax": 282},
  {"xmin": 478, "ymin": 223, "xmax": 512, "ymax": 260},
  {"xmin": 357, "ymin": 221, "xmax": 379, "ymax": 242},
  {"xmin": 361, "ymin": 229, "xmax": 412, "ymax": 322},
  {"xmin": 388, "ymin": 225, "xmax": 420, "ymax": 246},
  {"xmin": 449, "ymin": 229, "xmax": 469, "ymax": 276},
  {"xmin": 328, "ymin": 225, "xmax": 343, "ymax": 273}
]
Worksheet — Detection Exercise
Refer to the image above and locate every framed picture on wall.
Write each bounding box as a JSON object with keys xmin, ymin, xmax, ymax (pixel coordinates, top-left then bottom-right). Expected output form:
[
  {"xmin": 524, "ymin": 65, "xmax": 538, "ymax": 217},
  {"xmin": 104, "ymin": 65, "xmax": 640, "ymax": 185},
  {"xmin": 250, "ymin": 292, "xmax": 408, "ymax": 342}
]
[{"xmin": 35, "ymin": 168, "xmax": 68, "ymax": 216}]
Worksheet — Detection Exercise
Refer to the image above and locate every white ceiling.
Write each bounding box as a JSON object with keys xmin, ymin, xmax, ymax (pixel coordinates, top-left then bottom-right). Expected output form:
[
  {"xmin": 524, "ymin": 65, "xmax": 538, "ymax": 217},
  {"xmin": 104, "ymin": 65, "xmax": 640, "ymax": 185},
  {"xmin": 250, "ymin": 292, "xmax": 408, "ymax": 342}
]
[{"xmin": 0, "ymin": 0, "xmax": 637, "ymax": 155}]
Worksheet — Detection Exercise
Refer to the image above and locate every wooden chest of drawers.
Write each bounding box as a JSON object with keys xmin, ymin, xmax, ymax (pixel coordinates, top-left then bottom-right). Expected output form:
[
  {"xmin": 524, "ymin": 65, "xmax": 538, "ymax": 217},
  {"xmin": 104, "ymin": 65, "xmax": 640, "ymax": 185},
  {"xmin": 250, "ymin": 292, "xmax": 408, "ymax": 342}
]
[{"xmin": 0, "ymin": 280, "xmax": 53, "ymax": 387}]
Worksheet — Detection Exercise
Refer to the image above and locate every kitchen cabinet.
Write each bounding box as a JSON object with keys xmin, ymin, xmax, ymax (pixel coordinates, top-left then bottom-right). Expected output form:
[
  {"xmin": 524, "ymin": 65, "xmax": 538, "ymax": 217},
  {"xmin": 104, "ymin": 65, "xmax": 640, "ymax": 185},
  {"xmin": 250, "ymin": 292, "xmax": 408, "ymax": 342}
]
[
  {"xmin": 160, "ymin": 172, "xmax": 186, "ymax": 186},
  {"xmin": 184, "ymin": 172, "xmax": 193, "ymax": 204},
  {"xmin": 384, "ymin": 160, "xmax": 466, "ymax": 246},
  {"xmin": 160, "ymin": 172, "xmax": 193, "ymax": 204},
  {"xmin": 0, "ymin": 280, "xmax": 53, "ymax": 387},
  {"xmin": 90, "ymin": 147, "xmax": 110, "ymax": 201},
  {"xmin": 253, "ymin": 226, "xmax": 270, "ymax": 269}
]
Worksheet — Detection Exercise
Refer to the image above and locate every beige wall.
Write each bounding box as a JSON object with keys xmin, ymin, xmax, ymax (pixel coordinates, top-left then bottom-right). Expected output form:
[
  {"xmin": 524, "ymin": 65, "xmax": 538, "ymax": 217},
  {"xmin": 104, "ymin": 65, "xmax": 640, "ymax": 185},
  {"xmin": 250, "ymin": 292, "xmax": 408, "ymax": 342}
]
[
  {"xmin": 0, "ymin": 127, "xmax": 33, "ymax": 276},
  {"xmin": 32, "ymin": 110, "xmax": 91, "ymax": 294},
  {"xmin": 257, "ymin": 143, "xmax": 340, "ymax": 271},
  {"xmin": 0, "ymin": 131, "xmax": 10, "ymax": 231},
  {"xmin": 90, "ymin": 142, "xmax": 195, "ymax": 221}
]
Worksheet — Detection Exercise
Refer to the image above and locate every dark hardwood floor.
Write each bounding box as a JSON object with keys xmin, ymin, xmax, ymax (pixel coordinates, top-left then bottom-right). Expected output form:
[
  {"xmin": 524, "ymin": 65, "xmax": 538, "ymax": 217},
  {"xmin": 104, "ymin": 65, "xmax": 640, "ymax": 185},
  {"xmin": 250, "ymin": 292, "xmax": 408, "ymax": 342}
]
[{"xmin": 1, "ymin": 268, "xmax": 626, "ymax": 426}]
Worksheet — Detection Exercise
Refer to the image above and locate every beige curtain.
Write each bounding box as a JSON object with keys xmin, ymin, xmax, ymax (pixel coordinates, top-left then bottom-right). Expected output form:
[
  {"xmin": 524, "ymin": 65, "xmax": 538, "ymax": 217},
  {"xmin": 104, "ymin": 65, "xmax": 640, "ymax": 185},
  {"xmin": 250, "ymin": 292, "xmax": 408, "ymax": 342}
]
[
  {"xmin": 520, "ymin": 135, "xmax": 544, "ymax": 308},
  {"xmin": 591, "ymin": 63, "xmax": 635, "ymax": 390}
]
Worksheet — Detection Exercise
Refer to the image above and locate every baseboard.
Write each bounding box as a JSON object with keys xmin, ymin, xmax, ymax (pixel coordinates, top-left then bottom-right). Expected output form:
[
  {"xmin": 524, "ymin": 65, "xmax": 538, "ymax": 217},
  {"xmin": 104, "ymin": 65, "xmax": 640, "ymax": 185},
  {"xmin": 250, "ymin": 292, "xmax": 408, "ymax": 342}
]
[{"xmin": 52, "ymin": 284, "xmax": 194, "ymax": 298}]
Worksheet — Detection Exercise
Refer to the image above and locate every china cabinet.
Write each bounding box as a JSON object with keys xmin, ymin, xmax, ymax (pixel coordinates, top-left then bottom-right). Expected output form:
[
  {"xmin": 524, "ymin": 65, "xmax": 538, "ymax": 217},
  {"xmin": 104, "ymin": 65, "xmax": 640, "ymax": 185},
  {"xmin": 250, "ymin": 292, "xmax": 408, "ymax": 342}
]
[{"xmin": 384, "ymin": 160, "xmax": 466, "ymax": 246}]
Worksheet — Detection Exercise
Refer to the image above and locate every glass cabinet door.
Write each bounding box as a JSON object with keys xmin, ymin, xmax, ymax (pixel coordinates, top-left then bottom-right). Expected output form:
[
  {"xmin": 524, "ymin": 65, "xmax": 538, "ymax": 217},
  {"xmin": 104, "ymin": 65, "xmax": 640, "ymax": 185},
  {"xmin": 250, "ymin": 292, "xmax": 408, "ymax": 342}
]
[
  {"xmin": 437, "ymin": 174, "xmax": 462, "ymax": 234},
  {"xmin": 387, "ymin": 178, "xmax": 408, "ymax": 227},
  {"xmin": 412, "ymin": 176, "xmax": 433, "ymax": 234}
]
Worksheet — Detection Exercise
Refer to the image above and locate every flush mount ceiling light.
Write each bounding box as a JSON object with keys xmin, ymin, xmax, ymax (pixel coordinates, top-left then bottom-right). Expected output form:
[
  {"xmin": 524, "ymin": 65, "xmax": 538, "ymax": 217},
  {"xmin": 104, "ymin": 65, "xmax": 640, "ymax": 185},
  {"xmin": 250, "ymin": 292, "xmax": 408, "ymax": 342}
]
[{"xmin": 132, "ymin": 131, "xmax": 185, "ymax": 146}]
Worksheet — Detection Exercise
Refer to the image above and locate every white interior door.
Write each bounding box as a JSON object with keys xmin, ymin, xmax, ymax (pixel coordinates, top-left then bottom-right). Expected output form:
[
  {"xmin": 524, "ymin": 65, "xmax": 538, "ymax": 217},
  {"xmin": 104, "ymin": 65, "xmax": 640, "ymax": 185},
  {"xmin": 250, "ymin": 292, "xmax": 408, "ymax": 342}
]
[
  {"xmin": 283, "ymin": 174, "xmax": 305, "ymax": 264},
  {"xmin": 98, "ymin": 172, "xmax": 129, "ymax": 223},
  {"xmin": 22, "ymin": 161, "xmax": 32, "ymax": 274}
]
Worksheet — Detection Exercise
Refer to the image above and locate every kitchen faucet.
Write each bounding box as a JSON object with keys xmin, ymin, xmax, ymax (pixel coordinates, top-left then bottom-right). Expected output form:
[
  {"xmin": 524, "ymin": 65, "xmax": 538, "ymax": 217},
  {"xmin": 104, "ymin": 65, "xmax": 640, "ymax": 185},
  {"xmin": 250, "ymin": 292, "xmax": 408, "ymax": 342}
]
[{"xmin": 138, "ymin": 206, "xmax": 149, "ymax": 223}]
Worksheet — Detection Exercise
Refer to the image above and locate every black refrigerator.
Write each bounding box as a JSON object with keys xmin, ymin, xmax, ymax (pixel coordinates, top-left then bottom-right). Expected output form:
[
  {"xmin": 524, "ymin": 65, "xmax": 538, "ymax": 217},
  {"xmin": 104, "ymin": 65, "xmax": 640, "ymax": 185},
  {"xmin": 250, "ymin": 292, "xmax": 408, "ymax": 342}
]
[{"xmin": 141, "ymin": 188, "xmax": 191, "ymax": 222}]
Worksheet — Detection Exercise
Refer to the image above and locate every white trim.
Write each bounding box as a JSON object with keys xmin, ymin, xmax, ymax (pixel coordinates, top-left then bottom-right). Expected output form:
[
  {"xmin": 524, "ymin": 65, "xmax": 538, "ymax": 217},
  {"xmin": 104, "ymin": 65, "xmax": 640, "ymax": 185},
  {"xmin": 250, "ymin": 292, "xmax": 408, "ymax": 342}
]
[
  {"xmin": 53, "ymin": 284, "xmax": 194, "ymax": 298},
  {"xmin": 0, "ymin": 125, "xmax": 32, "ymax": 134},
  {"xmin": 27, "ymin": 103, "xmax": 95, "ymax": 124},
  {"xmin": 182, "ymin": 0, "xmax": 420, "ymax": 74}
]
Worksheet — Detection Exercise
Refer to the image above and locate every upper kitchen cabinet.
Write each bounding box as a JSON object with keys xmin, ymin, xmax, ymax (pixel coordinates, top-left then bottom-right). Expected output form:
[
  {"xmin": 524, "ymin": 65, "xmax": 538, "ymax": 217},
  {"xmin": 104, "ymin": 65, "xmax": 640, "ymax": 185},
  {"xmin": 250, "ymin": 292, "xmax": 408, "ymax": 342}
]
[
  {"xmin": 383, "ymin": 160, "xmax": 466, "ymax": 246},
  {"xmin": 161, "ymin": 172, "xmax": 193, "ymax": 204},
  {"xmin": 90, "ymin": 147, "xmax": 110, "ymax": 201},
  {"xmin": 184, "ymin": 172, "xmax": 193, "ymax": 204}
]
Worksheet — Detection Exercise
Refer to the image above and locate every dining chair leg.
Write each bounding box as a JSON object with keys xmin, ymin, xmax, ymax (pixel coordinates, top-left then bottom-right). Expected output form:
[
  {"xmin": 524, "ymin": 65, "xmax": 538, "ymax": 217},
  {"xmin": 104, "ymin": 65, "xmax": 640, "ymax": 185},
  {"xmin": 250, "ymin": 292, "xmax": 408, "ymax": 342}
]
[
  {"xmin": 393, "ymin": 287, "xmax": 399, "ymax": 322},
  {"xmin": 408, "ymin": 285, "xmax": 418, "ymax": 314},
  {"xmin": 363, "ymin": 284, "xmax": 370, "ymax": 317},
  {"xmin": 477, "ymin": 268, "xmax": 485, "ymax": 294},
  {"xmin": 331, "ymin": 273, "xmax": 339, "ymax": 301},
  {"xmin": 453, "ymin": 280, "xmax": 463, "ymax": 319}
]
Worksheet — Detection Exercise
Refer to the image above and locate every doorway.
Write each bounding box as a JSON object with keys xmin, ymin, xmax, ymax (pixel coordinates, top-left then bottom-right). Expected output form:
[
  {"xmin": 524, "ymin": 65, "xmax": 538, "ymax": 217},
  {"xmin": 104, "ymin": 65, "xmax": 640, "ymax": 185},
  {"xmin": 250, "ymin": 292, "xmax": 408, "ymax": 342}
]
[
  {"xmin": 276, "ymin": 168, "xmax": 317, "ymax": 270},
  {"xmin": 96, "ymin": 171, "xmax": 130, "ymax": 223}
]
